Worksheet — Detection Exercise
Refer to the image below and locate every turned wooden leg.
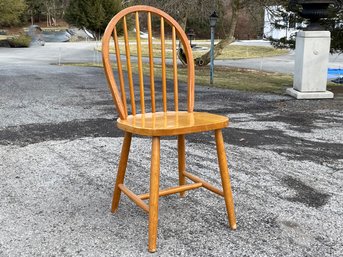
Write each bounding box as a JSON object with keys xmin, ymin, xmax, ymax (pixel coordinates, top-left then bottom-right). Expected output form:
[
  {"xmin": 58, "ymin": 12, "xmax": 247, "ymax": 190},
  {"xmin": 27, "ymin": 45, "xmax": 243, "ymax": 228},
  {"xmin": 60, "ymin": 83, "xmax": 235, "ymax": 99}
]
[
  {"xmin": 177, "ymin": 135, "xmax": 186, "ymax": 197},
  {"xmin": 111, "ymin": 132, "xmax": 132, "ymax": 213},
  {"xmin": 215, "ymin": 129, "xmax": 237, "ymax": 230},
  {"xmin": 148, "ymin": 136, "xmax": 161, "ymax": 253}
]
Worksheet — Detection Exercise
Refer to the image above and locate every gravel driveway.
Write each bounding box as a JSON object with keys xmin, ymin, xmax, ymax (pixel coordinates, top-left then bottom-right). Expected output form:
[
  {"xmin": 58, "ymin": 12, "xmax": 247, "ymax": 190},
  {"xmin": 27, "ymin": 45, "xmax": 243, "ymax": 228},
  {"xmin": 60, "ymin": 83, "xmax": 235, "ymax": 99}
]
[{"xmin": 0, "ymin": 42, "xmax": 342, "ymax": 256}]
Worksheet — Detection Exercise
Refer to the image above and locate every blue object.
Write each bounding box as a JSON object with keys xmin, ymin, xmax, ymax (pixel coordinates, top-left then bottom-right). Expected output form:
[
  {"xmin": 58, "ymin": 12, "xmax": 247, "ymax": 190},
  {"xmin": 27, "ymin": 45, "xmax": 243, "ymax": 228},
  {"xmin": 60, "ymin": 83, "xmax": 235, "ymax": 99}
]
[
  {"xmin": 327, "ymin": 68, "xmax": 343, "ymax": 79},
  {"xmin": 210, "ymin": 26, "xmax": 215, "ymax": 84}
]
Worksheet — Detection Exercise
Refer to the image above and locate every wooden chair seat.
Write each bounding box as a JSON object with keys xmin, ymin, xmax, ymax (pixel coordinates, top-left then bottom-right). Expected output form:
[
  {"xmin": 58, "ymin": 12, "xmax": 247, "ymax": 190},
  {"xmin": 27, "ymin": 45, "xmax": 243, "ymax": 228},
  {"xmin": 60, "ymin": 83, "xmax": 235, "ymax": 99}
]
[{"xmin": 117, "ymin": 111, "xmax": 228, "ymax": 136}]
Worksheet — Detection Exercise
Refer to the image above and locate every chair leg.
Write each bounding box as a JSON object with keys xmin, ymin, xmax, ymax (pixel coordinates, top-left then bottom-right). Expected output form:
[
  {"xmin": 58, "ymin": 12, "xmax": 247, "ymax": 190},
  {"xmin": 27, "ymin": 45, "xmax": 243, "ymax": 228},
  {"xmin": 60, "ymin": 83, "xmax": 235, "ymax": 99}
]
[
  {"xmin": 111, "ymin": 132, "xmax": 132, "ymax": 213},
  {"xmin": 215, "ymin": 129, "xmax": 237, "ymax": 230},
  {"xmin": 148, "ymin": 136, "xmax": 161, "ymax": 253},
  {"xmin": 177, "ymin": 135, "xmax": 186, "ymax": 197}
]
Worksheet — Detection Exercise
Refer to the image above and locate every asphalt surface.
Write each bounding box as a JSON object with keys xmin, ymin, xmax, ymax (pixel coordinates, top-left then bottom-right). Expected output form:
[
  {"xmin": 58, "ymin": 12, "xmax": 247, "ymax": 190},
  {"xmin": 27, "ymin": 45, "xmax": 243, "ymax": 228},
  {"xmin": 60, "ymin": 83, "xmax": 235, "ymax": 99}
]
[
  {"xmin": 223, "ymin": 40, "xmax": 343, "ymax": 74},
  {"xmin": 0, "ymin": 42, "xmax": 343, "ymax": 256}
]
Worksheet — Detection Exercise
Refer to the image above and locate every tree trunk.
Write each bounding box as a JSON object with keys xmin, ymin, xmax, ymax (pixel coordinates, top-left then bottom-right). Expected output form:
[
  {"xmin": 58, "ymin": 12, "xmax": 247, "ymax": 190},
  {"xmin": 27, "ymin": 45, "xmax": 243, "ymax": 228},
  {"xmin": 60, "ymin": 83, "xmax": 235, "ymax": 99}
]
[
  {"xmin": 194, "ymin": 37, "xmax": 235, "ymax": 66},
  {"xmin": 177, "ymin": 14, "xmax": 188, "ymax": 65},
  {"xmin": 179, "ymin": 15, "xmax": 188, "ymax": 32},
  {"xmin": 194, "ymin": 0, "xmax": 241, "ymax": 66}
]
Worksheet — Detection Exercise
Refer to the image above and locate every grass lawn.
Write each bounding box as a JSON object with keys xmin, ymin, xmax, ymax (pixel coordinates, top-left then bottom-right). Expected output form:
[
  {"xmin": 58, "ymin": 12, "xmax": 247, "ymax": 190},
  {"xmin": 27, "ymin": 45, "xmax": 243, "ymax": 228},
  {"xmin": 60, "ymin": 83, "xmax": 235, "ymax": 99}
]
[
  {"xmin": 67, "ymin": 61, "xmax": 294, "ymax": 94},
  {"xmin": 195, "ymin": 66, "xmax": 293, "ymax": 93}
]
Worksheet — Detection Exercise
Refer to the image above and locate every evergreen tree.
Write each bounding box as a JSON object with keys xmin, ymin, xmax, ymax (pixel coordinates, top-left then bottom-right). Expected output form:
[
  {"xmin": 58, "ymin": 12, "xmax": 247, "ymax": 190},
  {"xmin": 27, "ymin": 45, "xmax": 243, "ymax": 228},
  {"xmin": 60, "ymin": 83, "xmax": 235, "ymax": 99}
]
[
  {"xmin": 26, "ymin": 0, "xmax": 44, "ymax": 24},
  {"xmin": 0, "ymin": 0, "xmax": 26, "ymax": 26},
  {"xmin": 65, "ymin": 0, "xmax": 121, "ymax": 36},
  {"xmin": 267, "ymin": 1, "xmax": 343, "ymax": 53}
]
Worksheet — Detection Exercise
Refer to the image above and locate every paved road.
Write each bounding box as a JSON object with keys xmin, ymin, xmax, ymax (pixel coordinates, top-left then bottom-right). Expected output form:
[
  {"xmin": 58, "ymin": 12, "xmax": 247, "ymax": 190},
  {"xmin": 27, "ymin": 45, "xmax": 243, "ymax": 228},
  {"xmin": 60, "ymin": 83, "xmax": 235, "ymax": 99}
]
[
  {"xmin": 0, "ymin": 42, "xmax": 342, "ymax": 256},
  {"xmin": 217, "ymin": 51, "xmax": 343, "ymax": 75},
  {"xmin": 220, "ymin": 40, "xmax": 343, "ymax": 74},
  {"xmin": 0, "ymin": 42, "xmax": 100, "ymax": 66}
]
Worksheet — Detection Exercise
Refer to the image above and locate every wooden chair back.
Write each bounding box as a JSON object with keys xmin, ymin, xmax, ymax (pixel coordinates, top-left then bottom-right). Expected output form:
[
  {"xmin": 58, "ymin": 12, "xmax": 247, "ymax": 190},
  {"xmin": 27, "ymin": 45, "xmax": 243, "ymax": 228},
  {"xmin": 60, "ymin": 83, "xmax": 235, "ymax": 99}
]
[{"xmin": 102, "ymin": 5, "xmax": 195, "ymax": 120}]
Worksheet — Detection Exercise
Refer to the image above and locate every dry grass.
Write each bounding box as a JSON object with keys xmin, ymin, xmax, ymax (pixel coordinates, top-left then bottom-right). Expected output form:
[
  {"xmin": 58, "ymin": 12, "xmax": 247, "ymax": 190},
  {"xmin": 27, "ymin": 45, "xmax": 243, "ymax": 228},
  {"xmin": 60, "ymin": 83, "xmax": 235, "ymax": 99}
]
[
  {"xmin": 107, "ymin": 42, "xmax": 288, "ymax": 60},
  {"xmin": 105, "ymin": 33, "xmax": 288, "ymax": 60},
  {"xmin": 214, "ymin": 45, "xmax": 288, "ymax": 59},
  {"xmin": 195, "ymin": 66, "xmax": 292, "ymax": 93}
]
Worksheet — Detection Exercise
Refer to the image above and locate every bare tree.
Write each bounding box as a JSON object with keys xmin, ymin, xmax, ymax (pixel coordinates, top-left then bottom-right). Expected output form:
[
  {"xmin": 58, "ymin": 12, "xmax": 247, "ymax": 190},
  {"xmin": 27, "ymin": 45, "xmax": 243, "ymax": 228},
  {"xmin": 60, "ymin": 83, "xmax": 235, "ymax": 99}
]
[
  {"xmin": 194, "ymin": 0, "xmax": 238, "ymax": 65},
  {"xmin": 134, "ymin": 0, "xmax": 247, "ymax": 65},
  {"xmin": 195, "ymin": 0, "xmax": 288, "ymax": 65},
  {"xmin": 133, "ymin": 0, "xmax": 280, "ymax": 65},
  {"xmin": 134, "ymin": 0, "xmax": 218, "ymax": 30},
  {"xmin": 34, "ymin": 0, "xmax": 71, "ymax": 26}
]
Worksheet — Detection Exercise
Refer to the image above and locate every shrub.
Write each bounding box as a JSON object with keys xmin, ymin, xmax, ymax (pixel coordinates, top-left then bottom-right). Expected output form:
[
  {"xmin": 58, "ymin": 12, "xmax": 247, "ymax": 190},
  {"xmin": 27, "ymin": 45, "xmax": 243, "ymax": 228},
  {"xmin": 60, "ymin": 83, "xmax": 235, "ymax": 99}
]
[{"xmin": 8, "ymin": 34, "xmax": 32, "ymax": 47}]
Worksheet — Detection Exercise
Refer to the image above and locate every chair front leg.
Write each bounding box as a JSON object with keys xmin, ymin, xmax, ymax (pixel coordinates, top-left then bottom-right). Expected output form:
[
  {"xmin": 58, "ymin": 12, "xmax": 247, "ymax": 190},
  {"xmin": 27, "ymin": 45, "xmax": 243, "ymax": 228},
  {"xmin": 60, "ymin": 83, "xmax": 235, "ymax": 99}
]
[
  {"xmin": 111, "ymin": 132, "xmax": 132, "ymax": 213},
  {"xmin": 177, "ymin": 135, "xmax": 186, "ymax": 197},
  {"xmin": 215, "ymin": 129, "xmax": 237, "ymax": 230},
  {"xmin": 148, "ymin": 136, "xmax": 161, "ymax": 252}
]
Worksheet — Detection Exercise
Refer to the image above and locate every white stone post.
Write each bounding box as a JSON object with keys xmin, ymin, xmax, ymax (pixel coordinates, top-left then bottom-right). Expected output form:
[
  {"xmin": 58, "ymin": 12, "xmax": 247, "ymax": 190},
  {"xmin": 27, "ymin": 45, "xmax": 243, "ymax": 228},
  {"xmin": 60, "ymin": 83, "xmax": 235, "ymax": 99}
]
[{"xmin": 286, "ymin": 31, "xmax": 333, "ymax": 99}]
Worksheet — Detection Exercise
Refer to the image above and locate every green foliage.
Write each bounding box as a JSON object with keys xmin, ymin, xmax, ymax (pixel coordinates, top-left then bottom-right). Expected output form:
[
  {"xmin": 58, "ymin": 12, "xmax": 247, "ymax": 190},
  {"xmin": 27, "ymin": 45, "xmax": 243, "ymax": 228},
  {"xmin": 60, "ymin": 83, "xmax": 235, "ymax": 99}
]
[
  {"xmin": 273, "ymin": 21, "xmax": 343, "ymax": 54},
  {"xmin": 25, "ymin": 0, "xmax": 70, "ymax": 25},
  {"xmin": 26, "ymin": 0, "xmax": 44, "ymax": 18},
  {"xmin": 269, "ymin": 3, "xmax": 343, "ymax": 53},
  {"xmin": 0, "ymin": 0, "xmax": 26, "ymax": 26},
  {"xmin": 269, "ymin": 36, "xmax": 295, "ymax": 50},
  {"xmin": 321, "ymin": 9, "xmax": 343, "ymax": 53},
  {"xmin": 330, "ymin": 27, "xmax": 343, "ymax": 53},
  {"xmin": 8, "ymin": 34, "xmax": 32, "ymax": 47},
  {"xmin": 65, "ymin": 0, "xmax": 122, "ymax": 36}
]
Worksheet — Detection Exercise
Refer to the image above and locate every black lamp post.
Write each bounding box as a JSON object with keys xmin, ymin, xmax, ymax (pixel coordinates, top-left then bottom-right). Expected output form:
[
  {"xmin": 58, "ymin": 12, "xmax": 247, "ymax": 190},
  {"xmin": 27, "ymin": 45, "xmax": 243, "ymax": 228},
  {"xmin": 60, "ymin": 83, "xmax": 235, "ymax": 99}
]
[
  {"xmin": 209, "ymin": 11, "xmax": 218, "ymax": 84},
  {"xmin": 289, "ymin": 0, "xmax": 343, "ymax": 30},
  {"xmin": 187, "ymin": 29, "xmax": 195, "ymax": 48}
]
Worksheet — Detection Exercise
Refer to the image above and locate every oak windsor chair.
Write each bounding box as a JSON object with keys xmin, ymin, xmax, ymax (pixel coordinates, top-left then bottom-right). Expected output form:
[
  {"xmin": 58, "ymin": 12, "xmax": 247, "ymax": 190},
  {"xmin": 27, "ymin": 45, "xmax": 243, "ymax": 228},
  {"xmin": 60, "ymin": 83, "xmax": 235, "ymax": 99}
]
[{"xmin": 102, "ymin": 5, "xmax": 236, "ymax": 252}]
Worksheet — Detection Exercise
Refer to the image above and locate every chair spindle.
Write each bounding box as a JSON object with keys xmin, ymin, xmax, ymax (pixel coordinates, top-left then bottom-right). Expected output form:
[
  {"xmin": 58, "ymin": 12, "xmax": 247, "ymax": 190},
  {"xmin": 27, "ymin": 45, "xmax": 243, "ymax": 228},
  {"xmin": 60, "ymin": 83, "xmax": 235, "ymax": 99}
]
[
  {"xmin": 135, "ymin": 12, "xmax": 145, "ymax": 114},
  {"xmin": 147, "ymin": 12, "xmax": 156, "ymax": 113},
  {"xmin": 160, "ymin": 17, "xmax": 167, "ymax": 112},
  {"xmin": 113, "ymin": 27, "xmax": 127, "ymax": 114},
  {"xmin": 172, "ymin": 26, "xmax": 178, "ymax": 112},
  {"xmin": 123, "ymin": 15, "xmax": 136, "ymax": 115}
]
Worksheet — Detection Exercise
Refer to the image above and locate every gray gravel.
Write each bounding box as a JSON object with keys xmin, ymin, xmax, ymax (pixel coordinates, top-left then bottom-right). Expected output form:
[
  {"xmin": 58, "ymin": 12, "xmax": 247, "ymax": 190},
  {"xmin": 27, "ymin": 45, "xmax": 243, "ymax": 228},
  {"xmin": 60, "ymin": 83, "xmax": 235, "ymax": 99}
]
[{"xmin": 0, "ymin": 42, "xmax": 342, "ymax": 256}]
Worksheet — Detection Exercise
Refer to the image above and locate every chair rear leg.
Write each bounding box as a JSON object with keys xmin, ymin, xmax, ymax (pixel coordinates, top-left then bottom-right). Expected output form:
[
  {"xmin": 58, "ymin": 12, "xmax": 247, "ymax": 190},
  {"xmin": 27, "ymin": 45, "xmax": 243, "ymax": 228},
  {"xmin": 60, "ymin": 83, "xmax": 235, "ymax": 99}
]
[
  {"xmin": 177, "ymin": 135, "xmax": 186, "ymax": 197},
  {"xmin": 148, "ymin": 136, "xmax": 161, "ymax": 253},
  {"xmin": 111, "ymin": 132, "xmax": 132, "ymax": 213},
  {"xmin": 215, "ymin": 129, "xmax": 237, "ymax": 230}
]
